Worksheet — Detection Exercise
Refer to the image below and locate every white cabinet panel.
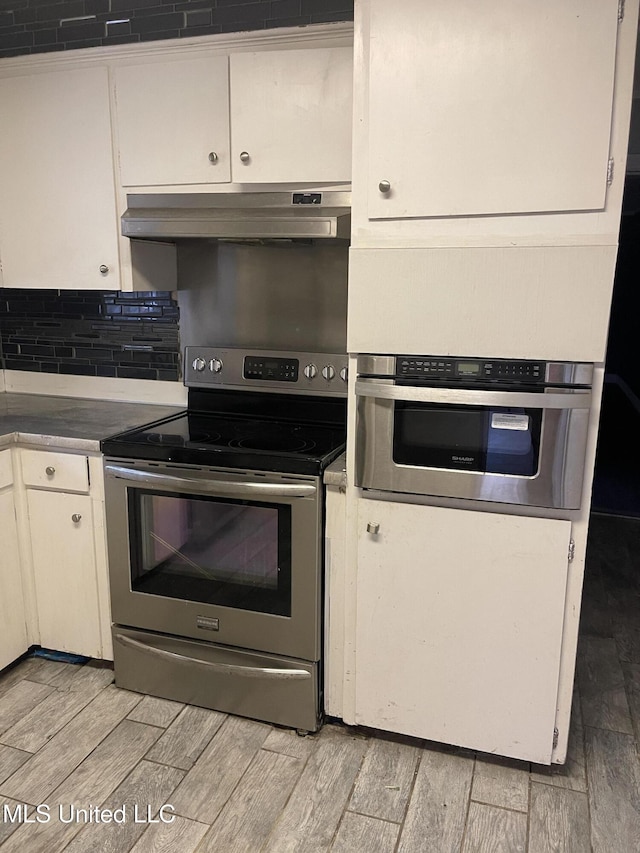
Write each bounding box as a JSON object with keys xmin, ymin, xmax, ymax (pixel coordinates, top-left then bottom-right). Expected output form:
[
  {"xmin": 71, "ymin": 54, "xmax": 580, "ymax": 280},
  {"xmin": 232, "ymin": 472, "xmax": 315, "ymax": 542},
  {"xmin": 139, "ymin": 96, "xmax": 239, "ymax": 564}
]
[
  {"xmin": 115, "ymin": 56, "xmax": 231, "ymax": 187},
  {"xmin": 366, "ymin": 0, "xmax": 618, "ymax": 220},
  {"xmin": 355, "ymin": 498, "xmax": 571, "ymax": 763},
  {"xmin": 347, "ymin": 245, "xmax": 618, "ymax": 362},
  {"xmin": 27, "ymin": 490, "xmax": 101, "ymax": 658},
  {"xmin": 0, "ymin": 489, "xmax": 27, "ymax": 670},
  {"xmin": 0, "ymin": 67, "xmax": 120, "ymax": 290},
  {"xmin": 229, "ymin": 47, "xmax": 353, "ymax": 184},
  {"xmin": 0, "ymin": 448, "xmax": 13, "ymax": 489}
]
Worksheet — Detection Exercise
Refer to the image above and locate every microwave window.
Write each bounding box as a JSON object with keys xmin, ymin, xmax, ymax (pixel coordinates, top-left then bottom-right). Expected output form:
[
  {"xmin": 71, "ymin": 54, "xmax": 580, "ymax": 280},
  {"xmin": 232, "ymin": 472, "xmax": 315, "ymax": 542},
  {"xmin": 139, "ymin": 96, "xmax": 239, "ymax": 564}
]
[
  {"xmin": 128, "ymin": 490, "xmax": 292, "ymax": 616},
  {"xmin": 393, "ymin": 403, "xmax": 541, "ymax": 476}
]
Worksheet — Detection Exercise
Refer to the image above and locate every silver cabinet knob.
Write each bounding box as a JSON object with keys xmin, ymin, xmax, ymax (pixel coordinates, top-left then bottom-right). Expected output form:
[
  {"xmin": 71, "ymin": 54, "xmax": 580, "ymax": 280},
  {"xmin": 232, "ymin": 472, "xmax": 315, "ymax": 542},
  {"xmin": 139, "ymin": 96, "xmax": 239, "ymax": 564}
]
[
  {"xmin": 99, "ymin": 264, "xmax": 109, "ymax": 274},
  {"xmin": 192, "ymin": 357, "xmax": 206, "ymax": 372},
  {"xmin": 71, "ymin": 513, "xmax": 82, "ymax": 523},
  {"xmin": 378, "ymin": 180, "xmax": 391, "ymax": 193},
  {"xmin": 208, "ymin": 152, "xmax": 218, "ymax": 163},
  {"xmin": 45, "ymin": 466, "xmax": 55, "ymax": 476},
  {"xmin": 239, "ymin": 151, "xmax": 250, "ymax": 163},
  {"xmin": 322, "ymin": 365, "xmax": 335, "ymax": 381},
  {"xmin": 367, "ymin": 522, "xmax": 380, "ymax": 535},
  {"xmin": 340, "ymin": 366, "xmax": 348, "ymax": 383},
  {"xmin": 209, "ymin": 357, "xmax": 223, "ymax": 374},
  {"xmin": 303, "ymin": 363, "xmax": 317, "ymax": 380}
]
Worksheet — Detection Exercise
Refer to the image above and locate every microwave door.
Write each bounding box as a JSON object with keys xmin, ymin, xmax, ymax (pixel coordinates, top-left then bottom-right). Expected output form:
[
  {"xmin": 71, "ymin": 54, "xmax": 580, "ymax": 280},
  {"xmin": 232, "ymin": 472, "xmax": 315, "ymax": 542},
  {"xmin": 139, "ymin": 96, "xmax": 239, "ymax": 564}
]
[{"xmin": 354, "ymin": 379, "xmax": 591, "ymax": 509}]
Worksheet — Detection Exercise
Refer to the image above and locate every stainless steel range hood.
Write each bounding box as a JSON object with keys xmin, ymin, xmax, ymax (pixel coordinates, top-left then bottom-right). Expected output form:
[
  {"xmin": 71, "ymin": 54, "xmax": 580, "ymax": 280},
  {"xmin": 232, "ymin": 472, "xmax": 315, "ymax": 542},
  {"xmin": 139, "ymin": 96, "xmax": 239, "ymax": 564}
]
[{"xmin": 121, "ymin": 191, "xmax": 351, "ymax": 241}]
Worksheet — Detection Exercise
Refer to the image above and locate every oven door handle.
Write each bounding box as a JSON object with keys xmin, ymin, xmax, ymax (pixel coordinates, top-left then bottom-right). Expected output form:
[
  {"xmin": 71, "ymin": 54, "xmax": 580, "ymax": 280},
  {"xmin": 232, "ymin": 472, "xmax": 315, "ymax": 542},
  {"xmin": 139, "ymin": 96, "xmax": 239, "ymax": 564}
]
[
  {"xmin": 104, "ymin": 464, "xmax": 317, "ymax": 498},
  {"xmin": 114, "ymin": 633, "xmax": 312, "ymax": 680},
  {"xmin": 355, "ymin": 379, "xmax": 592, "ymax": 410}
]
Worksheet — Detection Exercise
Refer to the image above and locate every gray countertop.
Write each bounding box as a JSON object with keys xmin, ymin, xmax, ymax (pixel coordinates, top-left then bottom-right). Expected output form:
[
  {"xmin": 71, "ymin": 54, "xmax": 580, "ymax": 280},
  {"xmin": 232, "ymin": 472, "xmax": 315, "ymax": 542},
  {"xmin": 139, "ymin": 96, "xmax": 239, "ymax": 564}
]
[
  {"xmin": 324, "ymin": 452, "xmax": 347, "ymax": 488},
  {"xmin": 0, "ymin": 394, "xmax": 349, "ymax": 483},
  {"xmin": 0, "ymin": 393, "xmax": 185, "ymax": 452}
]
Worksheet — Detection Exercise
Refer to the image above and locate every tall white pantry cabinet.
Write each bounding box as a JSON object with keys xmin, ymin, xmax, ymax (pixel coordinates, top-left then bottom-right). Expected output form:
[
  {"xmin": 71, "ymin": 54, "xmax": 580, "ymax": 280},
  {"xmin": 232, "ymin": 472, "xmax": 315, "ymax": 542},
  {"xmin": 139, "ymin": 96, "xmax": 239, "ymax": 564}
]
[
  {"xmin": 348, "ymin": 0, "xmax": 637, "ymax": 361},
  {"xmin": 336, "ymin": 0, "xmax": 640, "ymax": 764}
]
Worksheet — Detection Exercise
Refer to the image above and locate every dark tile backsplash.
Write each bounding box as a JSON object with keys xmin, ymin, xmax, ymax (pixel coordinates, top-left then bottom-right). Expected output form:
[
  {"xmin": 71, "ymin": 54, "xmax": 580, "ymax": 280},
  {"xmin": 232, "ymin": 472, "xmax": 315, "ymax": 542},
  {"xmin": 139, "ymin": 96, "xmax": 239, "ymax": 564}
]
[
  {"xmin": 0, "ymin": 289, "xmax": 181, "ymax": 381},
  {"xmin": 0, "ymin": 0, "xmax": 354, "ymax": 57}
]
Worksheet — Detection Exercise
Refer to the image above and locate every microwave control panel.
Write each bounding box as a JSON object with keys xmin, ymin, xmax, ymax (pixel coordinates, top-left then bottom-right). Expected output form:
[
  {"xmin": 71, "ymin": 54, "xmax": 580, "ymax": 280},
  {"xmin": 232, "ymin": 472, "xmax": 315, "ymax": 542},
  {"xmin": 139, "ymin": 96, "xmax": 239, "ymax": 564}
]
[{"xmin": 397, "ymin": 357, "xmax": 544, "ymax": 382}]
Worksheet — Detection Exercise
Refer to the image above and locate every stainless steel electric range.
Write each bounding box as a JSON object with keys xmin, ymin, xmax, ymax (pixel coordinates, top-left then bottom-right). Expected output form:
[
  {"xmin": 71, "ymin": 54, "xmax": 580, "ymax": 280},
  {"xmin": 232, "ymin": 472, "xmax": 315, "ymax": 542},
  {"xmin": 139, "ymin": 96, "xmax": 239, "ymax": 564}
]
[{"xmin": 101, "ymin": 347, "xmax": 348, "ymax": 733}]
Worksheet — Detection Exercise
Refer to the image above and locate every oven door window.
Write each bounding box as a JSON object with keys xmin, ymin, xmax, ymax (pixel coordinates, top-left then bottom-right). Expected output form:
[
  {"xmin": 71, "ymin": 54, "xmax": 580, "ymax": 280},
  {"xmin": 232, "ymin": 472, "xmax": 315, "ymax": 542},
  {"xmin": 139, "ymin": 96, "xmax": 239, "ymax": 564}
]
[
  {"xmin": 128, "ymin": 490, "xmax": 292, "ymax": 616},
  {"xmin": 393, "ymin": 403, "xmax": 542, "ymax": 476}
]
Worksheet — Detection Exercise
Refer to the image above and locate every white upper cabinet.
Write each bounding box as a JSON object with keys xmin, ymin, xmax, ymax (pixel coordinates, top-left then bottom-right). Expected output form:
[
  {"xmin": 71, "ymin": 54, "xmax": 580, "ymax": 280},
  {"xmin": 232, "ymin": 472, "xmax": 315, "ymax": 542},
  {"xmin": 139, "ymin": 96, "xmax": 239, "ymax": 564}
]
[
  {"xmin": 115, "ymin": 56, "xmax": 231, "ymax": 187},
  {"xmin": 0, "ymin": 66, "xmax": 120, "ymax": 290},
  {"xmin": 366, "ymin": 0, "xmax": 619, "ymax": 221},
  {"xmin": 229, "ymin": 47, "xmax": 353, "ymax": 184},
  {"xmin": 115, "ymin": 46, "xmax": 353, "ymax": 188}
]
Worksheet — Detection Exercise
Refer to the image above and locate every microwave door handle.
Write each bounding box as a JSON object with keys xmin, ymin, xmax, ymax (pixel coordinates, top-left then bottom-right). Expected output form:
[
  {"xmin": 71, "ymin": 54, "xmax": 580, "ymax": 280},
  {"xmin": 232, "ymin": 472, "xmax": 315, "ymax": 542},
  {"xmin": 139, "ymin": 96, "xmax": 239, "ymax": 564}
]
[
  {"xmin": 114, "ymin": 633, "xmax": 311, "ymax": 680},
  {"xmin": 354, "ymin": 380, "xmax": 591, "ymax": 410},
  {"xmin": 104, "ymin": 464, "xmax": 317, "ymax": 498}
]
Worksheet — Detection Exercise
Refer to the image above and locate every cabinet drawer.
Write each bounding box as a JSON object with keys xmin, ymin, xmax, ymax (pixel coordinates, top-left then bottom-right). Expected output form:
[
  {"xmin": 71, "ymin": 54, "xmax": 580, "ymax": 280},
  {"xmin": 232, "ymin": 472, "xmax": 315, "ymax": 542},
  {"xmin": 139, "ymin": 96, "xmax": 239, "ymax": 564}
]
[
  {"xmin": 0, "ymin": 449, "xmax": 13, "ymax": 489},
  {"xmin": 21, "ymin": 450, "xmax": 89, "ymax": 494}
]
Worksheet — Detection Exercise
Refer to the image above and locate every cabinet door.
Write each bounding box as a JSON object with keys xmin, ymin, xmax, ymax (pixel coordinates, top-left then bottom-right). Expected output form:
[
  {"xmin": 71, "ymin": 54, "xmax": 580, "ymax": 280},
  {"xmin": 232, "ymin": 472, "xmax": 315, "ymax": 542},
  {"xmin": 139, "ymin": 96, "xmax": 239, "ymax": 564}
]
[
  {"xmin": 367, "ymin": 0, "xmax": 618, "ymax": 220},
  {"xmin": 0, "ymin": 490, "xmax": 28, "ymax": 670},
  {"xmin": 115, "ymin": 56, "xmax": 231, "ymax": 187},
  {"xmin": 0, "ymin": 67, "xmax": 120, "ymax": 290},
  {"xmin": 230, "ymin": 47, "xmax": 353, "ymax": 184},
  {"xmin": 355, "ymin": 498, "xmax": 571, "ymax": 764},
  {"xmin": 27, "ymin": 490, "xmax": 101, "ymax": 658}
]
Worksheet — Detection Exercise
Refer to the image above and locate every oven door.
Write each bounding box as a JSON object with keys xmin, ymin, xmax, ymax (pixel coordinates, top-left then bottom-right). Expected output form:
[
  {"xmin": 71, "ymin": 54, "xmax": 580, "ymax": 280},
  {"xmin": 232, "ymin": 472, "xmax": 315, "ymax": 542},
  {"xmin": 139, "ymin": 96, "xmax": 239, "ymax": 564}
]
[
  {"xmin": 103, "ymin": 461, "xmax": 322, "ymax": 661},
  {"xmin": 355, "ymin": 380, "xmax": 592, "ymax": 509}
]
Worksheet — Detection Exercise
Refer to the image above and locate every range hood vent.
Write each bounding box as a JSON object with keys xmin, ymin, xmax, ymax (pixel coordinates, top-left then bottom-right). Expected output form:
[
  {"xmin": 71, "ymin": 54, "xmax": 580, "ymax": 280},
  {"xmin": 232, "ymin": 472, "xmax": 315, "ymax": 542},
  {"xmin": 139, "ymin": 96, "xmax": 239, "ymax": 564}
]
[{"xmin": 122, "ymin": 191, "xmax": 351, "ymax": 241}]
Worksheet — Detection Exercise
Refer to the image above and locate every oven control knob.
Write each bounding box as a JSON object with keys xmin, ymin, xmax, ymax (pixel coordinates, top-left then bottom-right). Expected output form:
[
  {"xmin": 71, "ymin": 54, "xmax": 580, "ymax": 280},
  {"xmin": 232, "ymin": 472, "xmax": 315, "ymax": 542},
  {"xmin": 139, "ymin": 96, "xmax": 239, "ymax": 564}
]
[
  {"xmin": 322, "ymin": 364, "xmax": 335, "ymax": 381},
  {"xmin": 209, "ymin": 358, "xmax": 223, "ymax": 374},
  {"xmin": 340, "ymin": 366, "xmax": 348, "ymax": 383},
  {"xmin": 192, "ymin": 357, "xmax": 206, "ymax": 372},
  {"xmin": 304, "ymin": 363, "xmax": 317, "ymax": 380}
]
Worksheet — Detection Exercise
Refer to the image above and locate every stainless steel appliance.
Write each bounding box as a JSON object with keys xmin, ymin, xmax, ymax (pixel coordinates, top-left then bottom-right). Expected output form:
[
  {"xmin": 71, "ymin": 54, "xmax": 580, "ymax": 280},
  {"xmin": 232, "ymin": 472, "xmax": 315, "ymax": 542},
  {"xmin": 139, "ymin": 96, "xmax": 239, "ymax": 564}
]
[
  {"xmin": 121, "ymin": 191, "xmax": 351, "ymax": 241},
  {"xmin": 356, "ymin": 355, "xmax": 593, "ymax": 509},
  {"xmin": 102, "ymin": 348, "xmax": 347, "ymax": 733}
]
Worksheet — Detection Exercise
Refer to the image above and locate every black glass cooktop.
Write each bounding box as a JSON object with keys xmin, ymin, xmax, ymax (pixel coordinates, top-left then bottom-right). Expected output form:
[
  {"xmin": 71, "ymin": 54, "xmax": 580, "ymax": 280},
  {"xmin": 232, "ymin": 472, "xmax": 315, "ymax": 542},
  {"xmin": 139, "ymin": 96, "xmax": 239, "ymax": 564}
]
[{"xmin": 101, "ymin": 389, "xmax": 347, "ymax": 476}]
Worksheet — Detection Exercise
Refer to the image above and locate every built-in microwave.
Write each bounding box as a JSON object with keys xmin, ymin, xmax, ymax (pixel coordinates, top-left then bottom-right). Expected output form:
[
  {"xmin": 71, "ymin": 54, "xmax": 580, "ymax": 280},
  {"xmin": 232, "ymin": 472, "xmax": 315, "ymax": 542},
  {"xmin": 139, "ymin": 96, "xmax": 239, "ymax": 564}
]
[{"xmin": 355, "ymin": 355, "xmax": 593, "ymax": 510}]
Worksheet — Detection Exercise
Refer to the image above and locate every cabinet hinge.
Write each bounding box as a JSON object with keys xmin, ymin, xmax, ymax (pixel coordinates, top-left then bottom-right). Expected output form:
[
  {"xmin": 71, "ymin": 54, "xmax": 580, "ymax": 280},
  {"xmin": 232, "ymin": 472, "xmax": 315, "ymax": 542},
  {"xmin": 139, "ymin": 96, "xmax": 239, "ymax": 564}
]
[
  {"xmin": 568, "ymin": 539, "xmax": 575, "ymax": 562},
  {"xmin": 607, "ymin": 158, "xmax": 615, "ymax": 186},
  {"xmin": 553, "ymin": 727, "xmax": 559, "ymax": 749},
  {"xmin": 618, "ymin": 0, "xmax": 625, "ymax": 22}
]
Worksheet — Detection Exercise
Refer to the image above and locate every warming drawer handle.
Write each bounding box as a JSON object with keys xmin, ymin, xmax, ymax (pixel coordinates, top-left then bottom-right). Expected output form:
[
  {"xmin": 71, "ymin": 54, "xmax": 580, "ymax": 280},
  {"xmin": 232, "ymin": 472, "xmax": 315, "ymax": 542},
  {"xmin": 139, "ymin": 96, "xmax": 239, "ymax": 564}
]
[
  {"xmin": 104, "ymin": 464, "xmax": 317, "ymax": 498},
  {"xmin": 114, "ymin": 633, "xmax": 312, "ymax": 680},
  {"xmin": 354, "ymin": 379, "xmax": 592, "ymax": 410}
]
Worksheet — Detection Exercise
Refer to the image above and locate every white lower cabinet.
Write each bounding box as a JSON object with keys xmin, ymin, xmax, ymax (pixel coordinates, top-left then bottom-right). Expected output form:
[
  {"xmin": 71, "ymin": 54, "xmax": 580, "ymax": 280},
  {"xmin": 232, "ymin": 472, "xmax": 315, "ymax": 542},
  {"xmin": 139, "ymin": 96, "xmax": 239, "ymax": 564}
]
[
  {"xmin": 354, "ymin": 497, "xmax": 572, "ymax": 764},
  {"xmin": 26, "ymin": 490, "xmax": 102, "ymax": 658},
  {"xmin": 0, "ymin": 450, "xmax": 28, "ymax": 671},
  {"xmin": 18, "ymin": 448, "xmax": 110, "ymax": 661}
]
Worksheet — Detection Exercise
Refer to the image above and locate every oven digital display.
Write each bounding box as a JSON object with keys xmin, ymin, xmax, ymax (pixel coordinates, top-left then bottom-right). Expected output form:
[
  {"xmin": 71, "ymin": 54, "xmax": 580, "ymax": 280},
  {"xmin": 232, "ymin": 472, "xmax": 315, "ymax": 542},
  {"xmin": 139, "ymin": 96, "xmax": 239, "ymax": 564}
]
[
  {"xmin": 456, "ymin": 362, "xmax": 481, "ymax": 376},
  {"xmin": 244, "ymin": 356, "xmax": 299, "ymax": 382}
]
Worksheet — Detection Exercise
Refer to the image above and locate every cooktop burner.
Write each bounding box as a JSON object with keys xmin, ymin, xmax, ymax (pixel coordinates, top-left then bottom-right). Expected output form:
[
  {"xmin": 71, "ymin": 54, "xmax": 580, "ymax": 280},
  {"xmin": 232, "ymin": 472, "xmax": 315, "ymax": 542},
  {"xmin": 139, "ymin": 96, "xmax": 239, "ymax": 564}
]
[
  {"xmin": 231, "ymin": 435, "xmax": 315, "ymax": 453},
  {"xmin": 101, "ymin": 389, "xmax": 346, "ymax": 476}
]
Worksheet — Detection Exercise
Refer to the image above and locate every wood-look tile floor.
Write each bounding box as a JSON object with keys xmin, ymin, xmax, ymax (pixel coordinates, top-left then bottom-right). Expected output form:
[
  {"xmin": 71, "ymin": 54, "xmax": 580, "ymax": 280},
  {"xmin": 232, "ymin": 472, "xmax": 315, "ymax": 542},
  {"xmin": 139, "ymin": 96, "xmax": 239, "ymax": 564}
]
[{"xmin": 0, "ymin": 513, "xmax": 639, "ymax": 852}]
